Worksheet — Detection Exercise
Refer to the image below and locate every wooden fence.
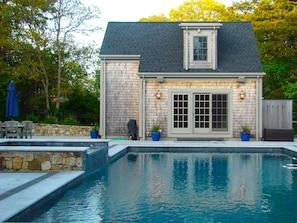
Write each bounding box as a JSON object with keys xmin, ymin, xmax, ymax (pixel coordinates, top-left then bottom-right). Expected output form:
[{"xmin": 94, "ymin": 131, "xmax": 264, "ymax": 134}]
[{"xmin": 262, "ymin": 100, "xmax": 293, "ymax": 129}]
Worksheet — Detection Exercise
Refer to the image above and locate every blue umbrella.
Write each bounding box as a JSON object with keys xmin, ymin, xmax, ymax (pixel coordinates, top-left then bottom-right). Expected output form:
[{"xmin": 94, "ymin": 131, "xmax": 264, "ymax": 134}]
[{"xmin": 6, "ymin": 81, "xmax": 18, "ymax": 119}]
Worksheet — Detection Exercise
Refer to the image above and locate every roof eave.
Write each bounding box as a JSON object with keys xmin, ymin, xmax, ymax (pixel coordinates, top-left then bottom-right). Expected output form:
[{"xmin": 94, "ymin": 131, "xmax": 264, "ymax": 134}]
[
  {"xmin": 138, "ymin": 72, "xmax": 266, "ymax": 79},
  {"xmin": 99, "ymin": 55, "xmax": 141, "ymax": 60}
]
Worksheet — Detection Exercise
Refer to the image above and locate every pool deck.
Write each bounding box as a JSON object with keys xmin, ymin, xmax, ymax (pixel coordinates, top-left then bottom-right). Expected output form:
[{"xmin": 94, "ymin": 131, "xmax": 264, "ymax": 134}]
[{"xmin": 0, "ymin": 136, "xmax": 297, "ymax": 222}]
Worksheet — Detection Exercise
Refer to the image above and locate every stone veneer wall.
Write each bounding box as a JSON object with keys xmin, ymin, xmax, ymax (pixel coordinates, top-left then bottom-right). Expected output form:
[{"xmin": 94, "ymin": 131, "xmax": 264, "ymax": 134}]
[
  {"xmin": 33, "ymin": 124, "xmax": 92, "ymax": 137},
  {"xmin": 0, "ymin": 141, "xmax": 109, "ymax": 172},
  {"xmin": 0, "ymin": 151, "xmax": 83, "ymax": 171}
]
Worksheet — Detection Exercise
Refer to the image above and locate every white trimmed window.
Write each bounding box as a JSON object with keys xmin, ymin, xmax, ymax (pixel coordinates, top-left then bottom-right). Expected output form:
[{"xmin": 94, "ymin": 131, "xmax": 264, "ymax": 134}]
[
  {"xmin": 179, "ymin": 23, "xmax": 222, "ymax": 70},
  {"xmin": 194, "ymin": 36, "xmax": 207, "ymax": 61}
]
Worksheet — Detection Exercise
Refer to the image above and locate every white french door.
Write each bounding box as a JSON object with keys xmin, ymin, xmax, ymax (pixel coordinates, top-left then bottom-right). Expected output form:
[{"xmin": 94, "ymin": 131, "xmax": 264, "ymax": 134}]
[
  {"xmin": 194, "ymin": 93, "xmax": 210, "ymax": 133},
  {"xmin": 171, "ymin": 92, "xmax": 229, "ymax": 135}
]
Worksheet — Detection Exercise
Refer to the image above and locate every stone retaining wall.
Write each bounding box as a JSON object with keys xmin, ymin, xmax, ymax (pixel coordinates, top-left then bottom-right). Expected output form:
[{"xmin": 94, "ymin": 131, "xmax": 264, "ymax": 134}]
[{"xmin": 33, "ymin": 124, "xmax": 92, "ymax": 137}]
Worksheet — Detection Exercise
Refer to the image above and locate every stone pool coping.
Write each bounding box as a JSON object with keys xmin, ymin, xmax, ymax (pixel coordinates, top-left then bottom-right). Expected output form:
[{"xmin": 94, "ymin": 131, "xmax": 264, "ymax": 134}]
[
  {"xmin": 0, "ymin": 171, "xmax": 84, "ymax": 222},
  {"xmin": 0, "ymin": 146, "xmax": 90, "ymax": 152}
]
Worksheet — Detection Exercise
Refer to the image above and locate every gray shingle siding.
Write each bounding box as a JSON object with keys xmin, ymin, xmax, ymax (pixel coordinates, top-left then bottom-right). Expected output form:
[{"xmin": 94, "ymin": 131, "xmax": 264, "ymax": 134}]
[{"xmin": 100, "ymin": 22, "xmax": 263, "ymax": 73}]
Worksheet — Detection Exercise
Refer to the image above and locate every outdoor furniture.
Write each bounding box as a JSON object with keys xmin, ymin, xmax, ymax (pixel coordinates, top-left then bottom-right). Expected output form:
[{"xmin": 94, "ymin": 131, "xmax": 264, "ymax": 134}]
[
  {"xmin": 0, "ymin": 121, "xmax": 3, "ymax": 138},
  {"xmin": 3, "ymin": 121, "xmax": 19, "ymax": 138},
  {"xmin": 127, "ymin": 119, "xmax": 137, "ymax": 140},
  {"xmin": 22, "ymin": 121, "xmax": 33, "ymax": 139},
  {"xmin": 263, "ymin": 128, "xmax": 294, "ymax": 141}
]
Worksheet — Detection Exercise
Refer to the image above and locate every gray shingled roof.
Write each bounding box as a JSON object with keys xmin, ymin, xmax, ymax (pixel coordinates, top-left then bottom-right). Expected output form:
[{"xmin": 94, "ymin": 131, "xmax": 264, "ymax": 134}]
[{"xmin": 100, "ymin": 22, "xmax": 263, "ymax": 73}]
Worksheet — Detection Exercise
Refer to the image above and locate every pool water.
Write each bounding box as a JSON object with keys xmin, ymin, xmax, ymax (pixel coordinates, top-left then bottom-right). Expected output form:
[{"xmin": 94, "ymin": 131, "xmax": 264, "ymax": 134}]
[{"xmin": 33, "ymin": 152, "xmax": 297, "ymax": 223}]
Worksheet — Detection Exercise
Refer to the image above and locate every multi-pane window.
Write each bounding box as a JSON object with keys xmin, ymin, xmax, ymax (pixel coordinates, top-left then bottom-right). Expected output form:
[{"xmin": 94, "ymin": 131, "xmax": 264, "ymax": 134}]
[
  {"xmin": 194, "ymin": 94, "xmax": 210, "ymax": 128},
  {"xmin": 212, "ymin": 94, "xmax": 228, "ymax": 130},
  {"xmin": 194, "ymin": 36, "xmax": 207, "ymax": 61},
  {"xmin": 173, "ymin": 94, "xmax": 188, "ymax": 128}
]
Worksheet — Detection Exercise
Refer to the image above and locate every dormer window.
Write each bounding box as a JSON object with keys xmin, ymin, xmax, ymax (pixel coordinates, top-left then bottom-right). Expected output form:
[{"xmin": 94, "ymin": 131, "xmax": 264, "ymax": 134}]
[
  {"xmin": 179, "ymin": 23, "xmax": 222, "ymax": 70},
  {"xmin": 194, "ymin": 36, "xmax": 207, "ymax": 61}
]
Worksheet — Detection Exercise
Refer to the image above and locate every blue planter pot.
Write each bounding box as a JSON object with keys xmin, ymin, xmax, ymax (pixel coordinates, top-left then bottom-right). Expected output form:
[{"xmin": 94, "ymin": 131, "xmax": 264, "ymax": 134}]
[
  {"xmin": 90, "ymin": 130, "xmax": 98, "ymax": 139},
  {"xmin": 151, "ymin": 132, "xmax": 161, "ymax": 141},
  {"xmin": 240, "ymin": 132, "xmax": 250, "ymax": 141}
]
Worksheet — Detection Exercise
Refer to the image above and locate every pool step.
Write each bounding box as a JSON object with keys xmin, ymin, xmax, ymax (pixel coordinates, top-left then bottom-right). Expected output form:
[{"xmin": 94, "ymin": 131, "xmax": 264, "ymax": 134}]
[{"xmin": 108, "ymin": 145, "xmax": 128, "ymax": 161}]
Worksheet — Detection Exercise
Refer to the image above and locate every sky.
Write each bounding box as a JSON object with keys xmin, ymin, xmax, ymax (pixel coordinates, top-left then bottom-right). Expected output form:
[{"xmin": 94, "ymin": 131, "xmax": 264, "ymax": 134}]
[{"xmin": 83, "ymin": 0, "xmax": 233, "ymax": 46}]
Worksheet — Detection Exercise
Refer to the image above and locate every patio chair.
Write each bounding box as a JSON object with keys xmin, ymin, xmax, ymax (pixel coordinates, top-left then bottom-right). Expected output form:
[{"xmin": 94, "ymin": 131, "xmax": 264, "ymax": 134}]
[
  {"xmin": 0, "ymin": 121, "xmax": 3, "ymax": 138},
  {"xmin": 22, "ymin": 121, "xmax": 33, "ymax": 139},
  {"xmin": 4, "ymin": 121, "xmax": 19, "ymax": 138}
]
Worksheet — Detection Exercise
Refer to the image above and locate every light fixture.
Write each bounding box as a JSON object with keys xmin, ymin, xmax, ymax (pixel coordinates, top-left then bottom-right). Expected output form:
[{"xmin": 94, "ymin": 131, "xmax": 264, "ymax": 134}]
[
  {"xmin": 156, "ymin": 76, "xmax": 164, "ymax": 83},
  {"xmin": 155, "ymin": 90, "xmax": 161, "ymax": 99},
  {"xmin": 237, "ymin": 76, "xmax": 246, "ymax": 83},
  {"xmin": 239, "ymin": 90, "xmax": 245, "ymax": 100}
]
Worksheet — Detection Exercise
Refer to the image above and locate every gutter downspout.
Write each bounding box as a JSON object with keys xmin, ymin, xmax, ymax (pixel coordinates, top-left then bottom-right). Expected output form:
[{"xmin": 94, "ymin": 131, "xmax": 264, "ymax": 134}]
[
  {"xmin": 256, "ymin": 75, "xmax": 260, "ymax": 141},
  {"xmin": 213, "ymin": 29, "xmax": 217, "ymax": 70},
  {"xmin": 256, "ymin": 74, "xmax": 263, "ymax": 140},
  {"xmin": 100, "ymin": 58, "xmax": 106, "ymax": 138},
  {"xmin": 142, "ymin": 77, "xmax": 146, "ymax": 140},
  {"xmin": 256, "ymin": 76, "xmax": 259, "ymax": 140},
  {"xmin": 138, "ymin": 76, "xmax": 145, "ymax": 140},
  {"xmin": 185, "ymin": 27, "xmax": 188, "ymax": 70}
]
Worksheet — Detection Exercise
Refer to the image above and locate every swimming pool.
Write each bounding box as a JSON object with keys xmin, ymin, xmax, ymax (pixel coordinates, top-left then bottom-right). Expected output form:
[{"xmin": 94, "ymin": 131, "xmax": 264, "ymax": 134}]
[{"xmin": 33, "ymin": 151, "xmax": 297, "ymax": 222}]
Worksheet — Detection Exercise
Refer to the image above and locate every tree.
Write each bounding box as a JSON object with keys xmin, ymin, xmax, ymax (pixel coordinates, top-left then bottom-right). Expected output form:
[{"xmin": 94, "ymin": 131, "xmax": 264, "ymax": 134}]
[
  {"xmin": 169, "ymin": 0, "xmax": 228, "ymax": 21},
  {"xmin": 250, "ymin": 0, "xmax": 297, "ymax": 98},
  {"xmin": 139, "ymin": 0, "xmax": 235, "ymax": 22},
  {"xmin": 139, "ymin": 14, "xmax": 170, "ymax": 22},
  {"xmin": 0, "ymin": 0, "xmax": 54, "ymax": 117},
  {"xmin": 47, "ymin": 0, "xmax": 100, "ymax": 111},
  {"xmin": 0, "ymin": 0, "xmax": 101, "ymax": 121}
]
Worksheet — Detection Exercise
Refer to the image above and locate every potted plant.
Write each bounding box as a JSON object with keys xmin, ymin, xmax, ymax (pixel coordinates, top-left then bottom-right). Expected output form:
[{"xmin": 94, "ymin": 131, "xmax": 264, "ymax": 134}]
[
  {"xmin": 240, "ymin": 125, "xmax": 250, "ymax": 141},
  {"xmin": 151, "ymin": 124, "xmax": 161, "ymax": 141},
  {"xmin": 90, "ymin": 124, "xmax": 99, "ymax": 139}
]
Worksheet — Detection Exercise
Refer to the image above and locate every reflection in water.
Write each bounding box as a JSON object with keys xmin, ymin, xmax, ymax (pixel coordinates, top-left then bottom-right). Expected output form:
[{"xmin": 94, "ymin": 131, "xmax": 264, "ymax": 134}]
[
  {"xmin": 194, "ymin": 157, "xmax": 210, "ymax": 191},
  {"xmin": 211, "ymin": 156, "xmax": 228, "ymax": 189},
  {"xmin": 127, "ymin": 153, "xmax": 137, "ymax": 162},
  {"xmin": 34, "ymin": 152, "xmax": 297, "ymax": 223},
  {"xmin": 173, "ymin": 158, "xmax": 188, "ymax": 190}
]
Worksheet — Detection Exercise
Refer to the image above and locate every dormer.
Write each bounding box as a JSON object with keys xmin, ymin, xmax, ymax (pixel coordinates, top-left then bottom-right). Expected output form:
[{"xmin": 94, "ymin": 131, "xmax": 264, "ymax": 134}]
[{"xmin": 179, "ymin": 23, "xmax": 223, "ymax": 70}]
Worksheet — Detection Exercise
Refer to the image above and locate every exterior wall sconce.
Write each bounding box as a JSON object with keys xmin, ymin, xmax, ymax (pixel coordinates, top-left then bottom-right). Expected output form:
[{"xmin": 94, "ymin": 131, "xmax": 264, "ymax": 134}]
[
  {"xmin": 155, "ymin": 90, "xmax": 161, "ymax": 99},
  {"xmin": 239, "ymin": 90, "xmax": 245, "ymax": 100}
]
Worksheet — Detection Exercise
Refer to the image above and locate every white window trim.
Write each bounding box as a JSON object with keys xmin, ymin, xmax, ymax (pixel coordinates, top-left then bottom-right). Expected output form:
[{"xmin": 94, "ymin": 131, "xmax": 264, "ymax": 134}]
[
  {"xmin": 188, "ymin": 30, "xmax": 213, "ymax": 69},
  {"xmin": 180, "ymin": 23, "xmax": 222, "ymax": 70}
]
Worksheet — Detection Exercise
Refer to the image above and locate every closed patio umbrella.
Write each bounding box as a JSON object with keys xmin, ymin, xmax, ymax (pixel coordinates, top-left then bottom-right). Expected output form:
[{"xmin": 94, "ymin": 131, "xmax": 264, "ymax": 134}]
[{"xmin": 5, "ymin": 81, "xmax": 18, "ymax": 119}]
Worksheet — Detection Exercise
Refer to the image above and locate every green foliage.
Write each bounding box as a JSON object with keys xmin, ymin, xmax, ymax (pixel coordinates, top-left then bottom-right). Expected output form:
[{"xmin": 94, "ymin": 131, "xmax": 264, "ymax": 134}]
[
  {"xmin": 25, "ymin": 114, "xmax": 39, "ymax": 123},
  {"xmin": 139, "ymin": 0, "xmax": 234, "ymax": 22},
  {"xmin": 283, "ymin": 82, "xmax": 297, "ymax": 99},
  {"xmin": 152, "ymin": 124, "xmax": 161, "ymax": 132},
  {"xmin": 91, "ymin": 124, "xmax": 99, "ymax": 131},
  {"xmin": 62, "ymin": 117, "xmax": 79, "ymax": 125},
  {"xmin": 169, "ymin": 0, "xmax": 228, "ymax": 21},
  {"xmin": 240, "ymin": 126, "xmax": 250, "ymax": 133},
  {"xmin": 139, "ymin": 14, "xmax": 170, "ymax": 22},
  {"xmin": 44, "ymin": 116, "xmax": 58, "ymax": 124}
]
